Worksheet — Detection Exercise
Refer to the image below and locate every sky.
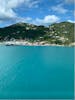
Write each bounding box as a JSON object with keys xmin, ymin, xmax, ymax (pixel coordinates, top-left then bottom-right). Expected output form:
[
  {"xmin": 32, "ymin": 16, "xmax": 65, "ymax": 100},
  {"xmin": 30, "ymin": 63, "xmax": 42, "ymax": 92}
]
[{"xmin": 0, "ymin": 0, "xmax": 74, "ymax": 27}]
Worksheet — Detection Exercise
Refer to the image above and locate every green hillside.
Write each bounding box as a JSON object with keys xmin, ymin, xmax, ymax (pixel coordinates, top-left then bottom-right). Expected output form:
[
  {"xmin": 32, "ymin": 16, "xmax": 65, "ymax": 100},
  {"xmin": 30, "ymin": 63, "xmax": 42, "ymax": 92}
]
[{"xmin": 0, "ymin": 22, "xmax": 74, "ymax": 45}]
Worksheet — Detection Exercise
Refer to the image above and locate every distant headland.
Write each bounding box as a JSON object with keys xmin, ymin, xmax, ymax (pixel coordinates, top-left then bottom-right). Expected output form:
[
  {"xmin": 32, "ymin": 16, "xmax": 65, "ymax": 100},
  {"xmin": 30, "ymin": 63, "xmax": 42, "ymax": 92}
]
[{"xmin": 0, "ymin": 21, "xmax": 75, "ymax": 46}]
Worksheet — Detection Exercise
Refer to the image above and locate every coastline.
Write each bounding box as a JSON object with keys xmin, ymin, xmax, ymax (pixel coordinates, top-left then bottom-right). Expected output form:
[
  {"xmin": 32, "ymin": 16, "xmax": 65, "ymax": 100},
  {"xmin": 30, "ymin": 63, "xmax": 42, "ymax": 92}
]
[{"xmin": 0, "ymin": 41, "xmax": 75, "ymax": 47}]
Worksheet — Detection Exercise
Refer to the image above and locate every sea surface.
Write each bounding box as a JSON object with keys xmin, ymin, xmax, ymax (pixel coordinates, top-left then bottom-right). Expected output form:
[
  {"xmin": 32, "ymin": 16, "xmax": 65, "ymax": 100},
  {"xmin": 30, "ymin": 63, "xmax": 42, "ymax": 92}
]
[{"xmin": 0, "ymin": 46, "xmax": 74, "ymax": 99}]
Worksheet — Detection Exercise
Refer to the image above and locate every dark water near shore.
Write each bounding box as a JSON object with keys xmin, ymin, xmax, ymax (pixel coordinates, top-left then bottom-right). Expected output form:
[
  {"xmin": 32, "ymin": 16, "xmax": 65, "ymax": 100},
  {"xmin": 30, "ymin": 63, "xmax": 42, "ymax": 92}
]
[{"xmin": 0, "ymin": 46, "xmax": 74, "ymax": 99}]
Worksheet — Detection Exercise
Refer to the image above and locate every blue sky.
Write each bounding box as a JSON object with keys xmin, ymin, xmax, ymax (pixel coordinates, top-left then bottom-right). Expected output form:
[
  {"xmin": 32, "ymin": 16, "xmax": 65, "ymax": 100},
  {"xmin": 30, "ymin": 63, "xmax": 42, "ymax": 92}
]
[{"xmin": 0, "ymin": 0, "xmax": 74, "ymax": 27}]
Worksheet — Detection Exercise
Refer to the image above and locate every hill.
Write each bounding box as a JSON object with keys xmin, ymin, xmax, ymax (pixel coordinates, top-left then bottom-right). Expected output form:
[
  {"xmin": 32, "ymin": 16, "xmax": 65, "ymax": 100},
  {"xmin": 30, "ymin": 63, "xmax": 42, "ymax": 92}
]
[{"xmin": 0, "ymin": 22, "xmax": 74, "ymax": 45}]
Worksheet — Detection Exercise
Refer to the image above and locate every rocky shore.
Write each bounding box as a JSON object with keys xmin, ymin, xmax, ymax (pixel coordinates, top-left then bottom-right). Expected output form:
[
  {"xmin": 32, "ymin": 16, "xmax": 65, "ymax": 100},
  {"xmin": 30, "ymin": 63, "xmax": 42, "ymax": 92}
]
[{"xmin": 0, "ymin": 41, "xmax": 75, "ymax": 47}]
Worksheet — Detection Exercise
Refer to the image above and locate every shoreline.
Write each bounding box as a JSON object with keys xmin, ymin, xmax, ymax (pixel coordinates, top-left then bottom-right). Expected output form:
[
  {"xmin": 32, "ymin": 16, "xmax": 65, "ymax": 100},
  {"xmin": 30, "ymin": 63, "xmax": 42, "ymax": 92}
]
[{"xmin": 0, "ymin": 41, "xmax": 75, "ymax": 47}]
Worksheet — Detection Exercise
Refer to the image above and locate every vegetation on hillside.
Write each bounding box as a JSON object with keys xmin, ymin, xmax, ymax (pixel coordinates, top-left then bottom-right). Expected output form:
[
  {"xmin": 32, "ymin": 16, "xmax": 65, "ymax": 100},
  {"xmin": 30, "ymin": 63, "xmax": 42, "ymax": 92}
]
[{"xmin": 0, "ymin": 22, "xmax": 74, "ymax": 45}]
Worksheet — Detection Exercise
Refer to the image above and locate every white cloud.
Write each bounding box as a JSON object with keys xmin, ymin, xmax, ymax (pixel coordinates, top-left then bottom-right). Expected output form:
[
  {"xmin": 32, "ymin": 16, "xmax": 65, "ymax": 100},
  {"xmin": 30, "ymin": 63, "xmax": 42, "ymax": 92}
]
[
  {"xmin": 67, "ymin": 20, "xmax": 75, "ymax": 23},
  {"xmin": 11, "ymin": 15, "xmax": 60, "ymax": 26},
  {"xmin": 0, "ymin": 0, "xmax": 60, "ymax": 26},
  {"xmin": 32, "ymin": 15, "xmax": 60, "ymax": 25},
  {"xmin": 51, "ymin": 4, "xmax": 68, "ymax": 14},
  {"xmin": 15, "ymin": 17, "xmax": 32, "ymax": 23},
  {"xmin": 0, "ymin": 0, "xmax": 40, "ymax": 21},
  {"xmin": 25, "ymin": 0, "xmax": 40, "ymax": 8},
  {"xmin": 0, "ymin": 0, "xmax": 25, "ymax": 20}
]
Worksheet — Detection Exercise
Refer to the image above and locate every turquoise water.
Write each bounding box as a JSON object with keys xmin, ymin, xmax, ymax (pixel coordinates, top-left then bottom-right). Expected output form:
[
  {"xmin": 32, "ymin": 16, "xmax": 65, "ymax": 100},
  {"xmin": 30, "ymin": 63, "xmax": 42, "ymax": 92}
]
[{"xmin": 0, "ymin": 46, "xmax": 74, "ymax": 99}]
